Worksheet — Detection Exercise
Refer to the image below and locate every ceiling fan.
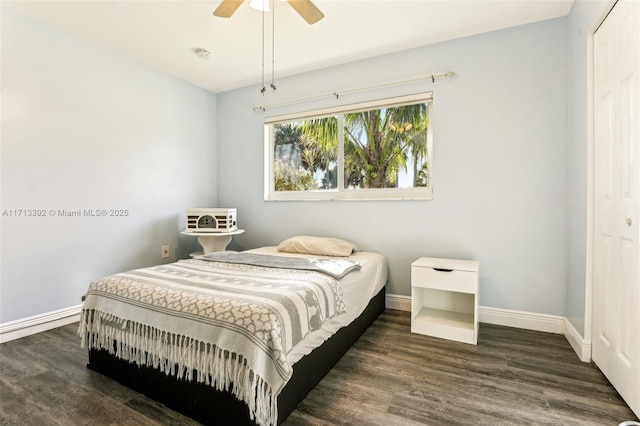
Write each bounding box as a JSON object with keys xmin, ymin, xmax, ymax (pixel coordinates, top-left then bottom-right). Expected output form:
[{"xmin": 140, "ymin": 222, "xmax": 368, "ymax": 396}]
[{"xmin": 213, "ymin": 0, "xmax": 325, "ymax": 25}]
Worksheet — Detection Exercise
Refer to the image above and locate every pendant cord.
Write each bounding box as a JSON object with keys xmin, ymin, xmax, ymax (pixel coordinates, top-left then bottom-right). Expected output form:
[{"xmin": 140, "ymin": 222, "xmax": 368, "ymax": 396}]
[
  {"xmin": 260, "ymin": 2, "xmax": 266, "ymax": 95},
  {"xmin": 271, "ymin": 0, "xmax": 276, "ymax": 92}
]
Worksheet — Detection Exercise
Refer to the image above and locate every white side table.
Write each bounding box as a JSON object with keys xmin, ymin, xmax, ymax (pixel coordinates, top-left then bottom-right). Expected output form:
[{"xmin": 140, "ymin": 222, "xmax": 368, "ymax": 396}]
[
  {"xmin": 181, "ymin": 229, "xmax": 245, "ymax": 255},
  {"xmin": 411, "ymin": 257, "xmax": 480, "ymax": 345}
]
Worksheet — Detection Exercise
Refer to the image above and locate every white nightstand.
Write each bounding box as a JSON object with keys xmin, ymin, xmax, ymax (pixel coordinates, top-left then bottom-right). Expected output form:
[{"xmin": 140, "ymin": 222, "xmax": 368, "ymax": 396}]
[
  {"xmin": 411, "ymin": 257, "xmax": 480, "ymax": 345},
  {"xmin": 181, "ymin": 229, "xmax": 245, "ymax": 256}
]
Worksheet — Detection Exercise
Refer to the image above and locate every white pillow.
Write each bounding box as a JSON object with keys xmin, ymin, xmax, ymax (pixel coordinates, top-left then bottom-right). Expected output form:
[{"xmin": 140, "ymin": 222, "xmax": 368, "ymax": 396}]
[{"xmin": 277, "ymin": 236, "xmax": 357, "ymax": 257}]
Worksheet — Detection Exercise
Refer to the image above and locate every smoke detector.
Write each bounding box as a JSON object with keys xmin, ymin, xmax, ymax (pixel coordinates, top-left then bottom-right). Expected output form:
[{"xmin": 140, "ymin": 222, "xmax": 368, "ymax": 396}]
[{"xmin": 194, "ymin": 48, "xmax": 211, "ymax": 59}]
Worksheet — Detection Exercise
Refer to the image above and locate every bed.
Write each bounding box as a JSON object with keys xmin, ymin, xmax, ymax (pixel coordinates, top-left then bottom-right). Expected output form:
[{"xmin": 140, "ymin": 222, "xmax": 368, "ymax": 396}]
[{"xmin": 79, "ymin": 237, "xmax": 387, "ymax": 426}]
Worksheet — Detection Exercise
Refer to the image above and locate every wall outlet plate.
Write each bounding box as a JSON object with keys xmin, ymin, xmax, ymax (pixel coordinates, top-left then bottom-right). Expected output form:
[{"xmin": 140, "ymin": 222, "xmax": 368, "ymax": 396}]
[{"xmin": 161, "ymin": 245, "xmax": 170, "ymax": 258}]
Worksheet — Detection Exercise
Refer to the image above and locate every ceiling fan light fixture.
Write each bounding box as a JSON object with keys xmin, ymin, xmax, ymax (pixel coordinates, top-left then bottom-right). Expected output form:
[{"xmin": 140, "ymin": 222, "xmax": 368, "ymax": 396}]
[
  {"xmin": 213, "ymin": 0, "xmax": 324, "ymax": 24},
  {"xmin": 249, "ymin": 0, "xmax": 270, "ymax": 12}
]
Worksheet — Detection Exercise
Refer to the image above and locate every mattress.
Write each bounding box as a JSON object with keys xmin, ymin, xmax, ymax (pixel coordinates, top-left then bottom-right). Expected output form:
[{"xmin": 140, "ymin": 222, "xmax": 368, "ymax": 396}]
[{"xmin": 245, "ymin": 246, "xmax": 388, "ymax": 363}]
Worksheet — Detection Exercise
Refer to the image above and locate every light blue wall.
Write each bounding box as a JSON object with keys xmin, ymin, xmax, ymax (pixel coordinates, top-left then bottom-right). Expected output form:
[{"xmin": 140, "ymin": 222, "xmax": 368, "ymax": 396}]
[
  {"xmin": 0, "ymin": 6, "xmax": 216, "ymax": 323},
  {"xmin": 217, "ymin": 18, "xmax": 569, "ymax": 316},
  {"xmin": 565, "ymin": 0, "xmax": 612, "ymax": 335},
  {"xmin": 1, "ymin": 3, "xmax": 603, "ymax": 333}
]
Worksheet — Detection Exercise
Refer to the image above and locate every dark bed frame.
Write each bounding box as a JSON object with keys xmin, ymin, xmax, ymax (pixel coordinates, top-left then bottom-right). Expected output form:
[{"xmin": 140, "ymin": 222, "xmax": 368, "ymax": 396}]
[{"xmin": 87, "ymin": 286, "xmax": 386, "ymax": 425}]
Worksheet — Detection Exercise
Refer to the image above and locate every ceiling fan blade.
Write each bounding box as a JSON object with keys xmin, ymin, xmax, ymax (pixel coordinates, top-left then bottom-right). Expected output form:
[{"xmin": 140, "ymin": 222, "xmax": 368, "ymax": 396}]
[
  {"xmin": 287, "ymin": 0, "xmax": 324, "ymax": 25},
  {"xmin": 213, "ymin": 0, "xmax": 245, "ymax": 18}
]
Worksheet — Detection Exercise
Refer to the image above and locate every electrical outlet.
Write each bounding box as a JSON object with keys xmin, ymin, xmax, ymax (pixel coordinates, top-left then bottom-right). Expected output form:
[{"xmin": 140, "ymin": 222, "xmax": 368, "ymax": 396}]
[{"xmin": 161, "ymin": 245, "xmax": 170, "ymax": 258}]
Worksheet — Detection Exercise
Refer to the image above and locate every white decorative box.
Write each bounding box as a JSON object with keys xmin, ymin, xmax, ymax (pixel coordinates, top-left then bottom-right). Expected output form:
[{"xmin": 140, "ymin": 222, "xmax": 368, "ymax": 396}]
[{"xmin": 185, "ymin": 208, "xmax": 237, "ymax": 233}]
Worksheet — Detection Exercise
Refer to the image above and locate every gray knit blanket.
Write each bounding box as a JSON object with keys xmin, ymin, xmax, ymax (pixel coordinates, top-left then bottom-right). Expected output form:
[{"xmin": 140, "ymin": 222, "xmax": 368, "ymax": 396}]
[{"xmin": 79, "ymin": 258, "xmax": 346, "ymax": 426}]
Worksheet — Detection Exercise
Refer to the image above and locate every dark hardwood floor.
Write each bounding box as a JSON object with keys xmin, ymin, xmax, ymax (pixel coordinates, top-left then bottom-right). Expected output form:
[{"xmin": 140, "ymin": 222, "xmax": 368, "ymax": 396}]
[{"xmin": 1, "ymin": 309, "xmax": 637, "ymax": 425}]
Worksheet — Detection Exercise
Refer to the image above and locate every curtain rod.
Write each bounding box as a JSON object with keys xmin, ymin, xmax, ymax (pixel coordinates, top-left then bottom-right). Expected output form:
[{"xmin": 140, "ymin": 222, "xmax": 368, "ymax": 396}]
[{"xmin": 252, "ymin": 70, "xmax": 455, "ymax": 112}]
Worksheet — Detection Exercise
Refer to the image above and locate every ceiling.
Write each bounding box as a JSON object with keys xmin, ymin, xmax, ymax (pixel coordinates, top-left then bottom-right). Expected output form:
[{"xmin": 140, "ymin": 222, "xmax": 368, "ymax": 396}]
[{"xmin": 6, "ymin": 0, "xmax": 574, "ymax": 93}]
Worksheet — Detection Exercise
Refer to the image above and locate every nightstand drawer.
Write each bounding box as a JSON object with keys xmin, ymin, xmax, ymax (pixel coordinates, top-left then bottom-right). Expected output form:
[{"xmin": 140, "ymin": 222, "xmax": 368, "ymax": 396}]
[{"xmin": 411, "ymin": 266, "xmax": 477, "ymax": 293}]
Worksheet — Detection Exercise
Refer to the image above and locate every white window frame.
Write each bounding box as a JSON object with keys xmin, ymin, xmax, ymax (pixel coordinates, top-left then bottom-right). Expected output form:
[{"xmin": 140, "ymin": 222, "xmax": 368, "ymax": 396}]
[{"xmin": 264, "ymin": 92, "xmax": 433, "ymax": 201}]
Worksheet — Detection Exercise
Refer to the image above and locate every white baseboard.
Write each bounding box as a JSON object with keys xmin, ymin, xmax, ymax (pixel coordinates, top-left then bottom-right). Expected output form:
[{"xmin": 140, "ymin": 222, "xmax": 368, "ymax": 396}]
[
  {"xmin": 563, "ymin": 318, "xmax": 592, "ymax": 362},
  {"xmin": 0, "ymin": 304, "xmax": 82, "ymax": 344},
  {"xmin": 385, "ymin": 293, "xmax": 412, "ymax": 311},
  {"xmin": 385, "ymin": 293, "xmax": 590, "ymax": 362},
  {"xmin": 478, "ymin": 306, "xmax": 566, "ymax": 334}
]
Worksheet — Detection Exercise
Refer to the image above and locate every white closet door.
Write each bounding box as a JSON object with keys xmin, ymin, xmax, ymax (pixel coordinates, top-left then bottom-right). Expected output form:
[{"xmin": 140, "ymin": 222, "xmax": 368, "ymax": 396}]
[{"xmin": 593, "ymin": 0, "xmax": 639, "ymax": 417}]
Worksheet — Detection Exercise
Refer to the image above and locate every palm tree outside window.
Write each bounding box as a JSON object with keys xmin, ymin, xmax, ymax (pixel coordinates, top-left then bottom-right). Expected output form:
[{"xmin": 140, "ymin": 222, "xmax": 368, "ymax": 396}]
[{"xmin": 266, "ymin": 92, "xmax": 432, "ymax": 200}]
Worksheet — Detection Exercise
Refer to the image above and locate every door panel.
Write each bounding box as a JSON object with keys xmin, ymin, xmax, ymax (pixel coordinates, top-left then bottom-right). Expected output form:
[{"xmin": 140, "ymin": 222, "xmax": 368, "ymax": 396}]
[{"xmin": 593, "ymin": 0, "xmax": 639, "ymax": 417}]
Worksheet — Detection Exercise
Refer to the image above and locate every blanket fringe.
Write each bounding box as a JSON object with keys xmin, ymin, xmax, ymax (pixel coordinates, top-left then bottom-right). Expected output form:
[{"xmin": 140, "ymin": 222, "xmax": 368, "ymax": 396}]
[{"xmin": 78, "ymin": 309, "xmax": 278, "ymax": 426}]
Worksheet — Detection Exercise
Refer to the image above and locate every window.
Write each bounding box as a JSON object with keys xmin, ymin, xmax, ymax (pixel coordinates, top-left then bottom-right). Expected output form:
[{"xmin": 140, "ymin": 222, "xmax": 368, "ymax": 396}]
[{"xmin": 265, "ymin": 93, "xmax": 433, "ymax": 200}]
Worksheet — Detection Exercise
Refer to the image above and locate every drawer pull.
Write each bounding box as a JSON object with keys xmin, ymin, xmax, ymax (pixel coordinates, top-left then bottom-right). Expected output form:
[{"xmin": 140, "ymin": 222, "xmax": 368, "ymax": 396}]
[{"xmin": 433, "ymin": 268, "xmax": 454, "ymax": 272}]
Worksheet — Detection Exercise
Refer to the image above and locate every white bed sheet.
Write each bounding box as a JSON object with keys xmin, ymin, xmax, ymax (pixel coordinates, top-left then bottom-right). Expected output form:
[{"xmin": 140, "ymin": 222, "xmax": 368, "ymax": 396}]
[{"xmin": 245, "ymin": 246, "xmax": 388, "ymax": 364}]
